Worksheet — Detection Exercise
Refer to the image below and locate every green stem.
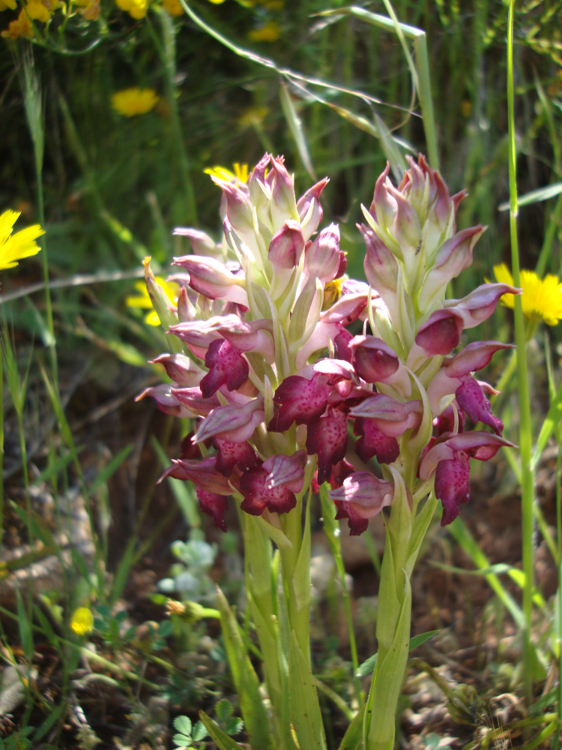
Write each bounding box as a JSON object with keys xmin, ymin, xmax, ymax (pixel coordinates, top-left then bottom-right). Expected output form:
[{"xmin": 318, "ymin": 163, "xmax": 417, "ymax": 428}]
[
  {"xmin": 507, "ymin": 0, "xmax": 535, "ymax": 705},
  {"xmin": 152, "ymin": 10, "xmax": 198, "ymax": 227}
]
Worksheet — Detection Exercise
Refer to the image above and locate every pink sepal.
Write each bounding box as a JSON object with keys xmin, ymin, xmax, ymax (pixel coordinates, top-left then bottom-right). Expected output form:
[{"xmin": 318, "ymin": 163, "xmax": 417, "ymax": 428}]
[
  {"xmin": 151, "ymin": 353, "xmax": 205, "ymax": 387},
  {"xmin": 136, "ymin": 384, "xmax": 196, "ymax": 418},
  {"xmin": 444, "ymin": 283, "xmax": 521, "ymax": 328},
  {"xmin": 262, "ymin": 449, "xmax": 307, "ymax": 494},
  {"xmin": 330, "ymin": 471, "xmax": 394, "ymax": 536},
  {"xmin": 171, "ymin": 387, "xmax": 220, "ymax": 417},
  {"xmin": 194, "ymin": 399, "xmax": 265, "ymax": 443},
  {"xmin": 349, "ymin": 393, "xmax": 422, "ymax": 437}
]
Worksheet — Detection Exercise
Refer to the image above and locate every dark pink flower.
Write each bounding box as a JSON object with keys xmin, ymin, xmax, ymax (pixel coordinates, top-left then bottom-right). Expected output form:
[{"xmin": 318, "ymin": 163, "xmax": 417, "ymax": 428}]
[
  {"xmin": 172, "ymin": 254, "xmax": 247, "ymax": 305},
  {"xmin": 239, "ymin": 465, "xmax": 297, "ymax": 516},
  {"xmin": 197, "ymin": 489, "xmax": 229, "ymax": 531},
  {"xmin": 419, "ymin": 431, "xmax": 516, "ymax": 526},
  {"xmin": 306, "ymin": 407, "xmax": 348, "ymax": 484},
  {"xmin": 455, "ymin": 375, "xmax": 503, "ymax": 435},
  {"xmin": 214, "ymin": 438, "xmax": 258, "ymax": 476},
  {"xmin": 268, "ymin": 372, "xmax": 330, "ymax": 432},
  {"xmin": 200, "ymin": 339, "xmax": 249, "ymax": 398},
  {"xmin": 330, "ymin": 471, "xmax": 394, "ymax": 535},
  {"xmin": 306, "ymin": 224, "xmax": 345, "ymax": 283},
  {"xmin": 353, "ymin": 418, "xmax": 400, "ymax": 465}
]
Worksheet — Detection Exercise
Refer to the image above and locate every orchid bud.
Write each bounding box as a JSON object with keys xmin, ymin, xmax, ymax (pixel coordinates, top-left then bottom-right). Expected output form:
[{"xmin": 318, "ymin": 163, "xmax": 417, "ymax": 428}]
[
  {"xmin": 173, "ymin": 254, "xmax": 248, "ymax": 306},
  {"xmin": 151, "ymin": 353, "xmax": 205, "ymax": 387},
  {"xmin": 297, "ymin": 177, "xmax": 329, "ymax": 241},
  {"xmin": 349, "ymin": 336, "xmax": 400, "ymax": 383},
  {"xmin": 360, "ymin": 224, "xmax": 399, "ymax": 321},
  {"xmin": 419, "ymin": 226, "xmax": 485, "ymax": 313},
  {"xmin": 306, "ymin": 224, "xmax": 344, "ymax": 283},
  {"xmin": 414, "ymin": 309, "xmax": 464, "ymax": 356},
  {"xmin": 369, "ymin": 163, "xmax": 397, "ymax": 235},
  {"xmin": 269, "ymin": 157, "xmax": 299, "ymax": 231}
]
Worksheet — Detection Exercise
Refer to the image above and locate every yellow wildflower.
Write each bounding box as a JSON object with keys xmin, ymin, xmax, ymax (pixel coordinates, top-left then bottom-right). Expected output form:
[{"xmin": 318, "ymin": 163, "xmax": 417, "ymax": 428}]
[
  {"xmin": 115, "ymin": 0, "xmax": 148, "ymax": 19},
  {"xmin": 1, "ymin": 8, "xmax": 34, "ymax": 37},
  {"xmin": 204, "ymin": 163, "xmax": 249, "ymax": 184},
  {"xmin": 206, "ymin": 0, "xmax": 226, "ymax": 4},
  {"xmin": 0, "ymin": 0, "xmax": 16, "ymax": 11},
  {"xmin": 248, "ymin": 22, "xmax": 281, "ymax": 42},
  {"xmin": 126, "ymin": 276, "xmax": 179, "ymax": 325},
  {"xmin": 111, "ymin": 88, "xmax": 159, "ymax": 117},
  {"xmin": 0, "ymin": 210, "xmax": 43, "ymax": 270},
  {"xmin": 493, "ymin": 263, "xmax": 562, "ymax": 326},
  {"xmin": 71, "ymin": 607, "xmax": 94, "ymax": 636},
  {"xmin": 161, "ymin": 0, "xmax": 183, "ymax": 15},
  {"xmin": 25, "ymin": 2, "xmax": 51, "ymax": 21}
]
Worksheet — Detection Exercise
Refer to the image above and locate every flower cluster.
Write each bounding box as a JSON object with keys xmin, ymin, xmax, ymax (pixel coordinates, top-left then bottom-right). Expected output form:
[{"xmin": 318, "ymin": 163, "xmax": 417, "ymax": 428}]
[{"xmin": 140, "ymin": 154, "xmax": 517, "ymax": 535}]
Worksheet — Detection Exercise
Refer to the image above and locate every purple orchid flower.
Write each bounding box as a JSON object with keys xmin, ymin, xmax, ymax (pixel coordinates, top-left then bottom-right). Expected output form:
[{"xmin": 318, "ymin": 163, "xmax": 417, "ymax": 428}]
[
  {"xmin": 330, "ymin": 471, "xmax": 395, "ymax": 535},
  {"xmin": 419, "ymin": 432, "xmax": 516, "ymax": 525}
]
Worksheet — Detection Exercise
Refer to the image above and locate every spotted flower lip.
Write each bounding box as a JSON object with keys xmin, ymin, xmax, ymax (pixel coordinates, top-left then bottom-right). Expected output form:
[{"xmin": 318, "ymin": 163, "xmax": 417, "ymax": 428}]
[
  {"xmin": 214, "ymin": 438, "xmax": 258, "ymax": 476},
  {"xmin": 268, "ymin": 372, "xmax": 331, "ymax": 432},
  {"xmin": 200, "ymin": 339, "xmax": 249, "ymax": 398},
  {"xmin": 419, "ymin": 431, "xmax": 516, "ymax": 481},
  {"xmin": 239, "ymin": 465, "xmax": 298, "ymax": 517},
  {"xmin": 330, "ymin": 471, "xmax": 394, "ymax": 535},
  {"xmin": 306, "ymin": 407, "xmax": 348, "ymax": 485}
]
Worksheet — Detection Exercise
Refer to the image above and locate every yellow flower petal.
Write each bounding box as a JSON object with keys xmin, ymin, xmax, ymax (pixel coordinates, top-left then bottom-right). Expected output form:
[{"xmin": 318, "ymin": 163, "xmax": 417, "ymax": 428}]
[
  {"xmin": 126, "ymin": 276, "xmax": 179, "ymax": 325},
  {"xmin": 25, "ymin": 2, "xmax": 51, "ymax": 21},
  {"xmin": 111, "ymin": 88, "xmax": 159, "ymax": 117},
  {"xmin": 493, "ymin": 263, "xmax": 562, "ymax": 326},
  {"xmin": 0, "ymin": 210, "xmax": 43, "ymax": 271},
  {"xmin": 71, "ymin": 607, "xmax": 94, "ymax": 636},
  {"xmin": 204, "ymin": 163, "xmax": 249, "ymax": 184}
]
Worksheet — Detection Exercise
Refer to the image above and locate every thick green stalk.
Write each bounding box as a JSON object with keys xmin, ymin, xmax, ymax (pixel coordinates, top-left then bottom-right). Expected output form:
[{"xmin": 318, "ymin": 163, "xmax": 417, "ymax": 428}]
[
  {"xmin": 507, "ymin": 0, "xmax": 535, "ymax": 704},
  {"xmin": 241, "ymin": 513, "xmax": 295, "ymax": 750},
  {"xmin": 279, "ymin": 496, "xmax": 327, "ymax": 750},
  {"xmin": 365, "ymin": 467, "xmax": 413, "ymax": 750}
]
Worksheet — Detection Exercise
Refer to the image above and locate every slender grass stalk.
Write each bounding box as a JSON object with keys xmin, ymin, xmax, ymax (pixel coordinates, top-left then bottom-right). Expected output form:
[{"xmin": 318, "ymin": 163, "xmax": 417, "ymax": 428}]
[
  {"xmin": 22, "ymin": 52, "xmax": 57, "ymax": 384},
  {"xmin": 149, "ymin": 10, "xmax": 198, "ymax": 227},
  {"xmin": 0, "ymin": 344, "xmax": 3, "ymax": 548},
  {"xmin": 507, "ymin": 0, "xmax": 535, "ymax": 704}
]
